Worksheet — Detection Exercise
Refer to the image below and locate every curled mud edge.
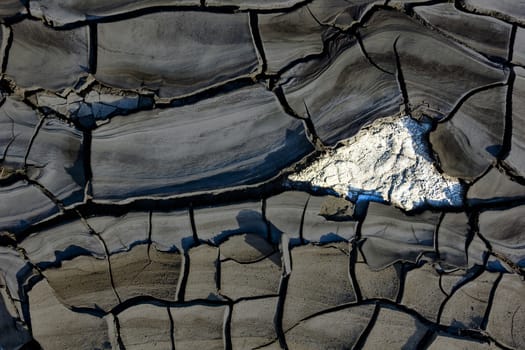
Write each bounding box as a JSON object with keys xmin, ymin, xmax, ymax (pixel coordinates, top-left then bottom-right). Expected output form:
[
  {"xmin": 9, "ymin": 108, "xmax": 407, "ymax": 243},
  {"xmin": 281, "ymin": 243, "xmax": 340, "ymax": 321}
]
[{"xmin": 287, "ymin": 114, "xmax": 464, "ymax": 211}]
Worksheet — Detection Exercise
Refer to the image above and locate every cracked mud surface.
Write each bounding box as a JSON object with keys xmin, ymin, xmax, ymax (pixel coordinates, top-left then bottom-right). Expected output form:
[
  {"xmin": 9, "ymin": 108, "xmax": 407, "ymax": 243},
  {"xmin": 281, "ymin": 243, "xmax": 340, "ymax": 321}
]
[{"xmin": 0, "ymin": 1, "xmax": 524, "ymax": 349}]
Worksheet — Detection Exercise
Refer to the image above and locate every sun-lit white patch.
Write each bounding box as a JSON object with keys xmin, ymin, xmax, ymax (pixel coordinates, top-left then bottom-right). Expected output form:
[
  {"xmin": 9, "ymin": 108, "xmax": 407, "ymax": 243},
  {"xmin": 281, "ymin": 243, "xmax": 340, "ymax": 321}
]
[{"xmin": 288, "ymin": 115, "xmax": 464, "ymax": 211}]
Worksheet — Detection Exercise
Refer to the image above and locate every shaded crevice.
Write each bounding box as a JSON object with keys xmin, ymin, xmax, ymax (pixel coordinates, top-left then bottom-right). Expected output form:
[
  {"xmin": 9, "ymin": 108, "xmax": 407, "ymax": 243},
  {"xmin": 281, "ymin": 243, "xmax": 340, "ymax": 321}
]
[
  {"xmin": 274, "ymin": 275, "xmax": 290, "ymax": 350},
  {"xmin": 464, "ymin": 209, "xmax": 495, "ymax": 269},
  {"xmin": 417, "ymin": 329, "xmax": 437, "ymax": 350},
  {"xmin": 26, "ymin": 177, "xmax": 65, "ymax": 212},
  {"xmin": 112, "ymin": 313, "xmax": 126, "ymax": 350},
  {"xmin": 302, "ymin": 101, "xmax": 325, "ymax": 150},
  {"xmin": 438, "ymin": 274, "xmax": 450, "ymax": 297},
  {"xmin": 88, "ymin": 22, "xmax": 97, "ymax": 74},
  {"xmin": 261, "ymin": 197, "xmax": 273, "ymax": 242},
  {"xmin": 1, "ymin": 24, "xmax": 13, "ymax": 74},
  {"xmin": 223, "ymin": 304, "xmax": 233, "ymax": 350},
  {"xmin": 1, "ymin": 114, "xmax": 18, "ymax": 163},
  {"xmin": 273, "ymin": 86, "xmax": 305, "ymax": 121},
  {"xmin": 480, "ymin": 272, "xmax": 502, "ymax": 330},
  {"xmin": 82, "ymin": 129, "xmax": 93, "ymax": 199},
  {"xmin": 298, "ymin": 196, "xmax": 310, "ymax": 245},
  {"xmin": 393, "ymin": 36, "xmax": 411, "ymax": 115},
  {"xmin": 188, "ymin": 204, "xmax": 200, "ymax": 246},
  {"xmin": 215, "ymin": 248, "xmax": 221, "ymax": 294},
  {"xmin": 348, "ymin": 242, "xmax": 363, "ymax": 302},
  {"xmin": 233, "ymin": 294, "xmax": 281, "ymax": 304},
  {"xmin": 489, "ymin": 251, "xmax": 524, "ymax": 276},
  {"xmin": 508, "ymin": 24, "xmax": 517, "ymax": 63},
  {"xmin": 434, "ymin": 212, "xmax": 446, "ymax": 261},
  {"xmin": 497, "ymin": 68, "xmax": 515, "ymax": 161},
  {"xmin": 113, "ymin": 296, "xmax": 230, "ymax": 317},
  {"xmin": 146, "ymin": 210, "xmax": 152, "ymax": 263},
  {"xmin": 353, "ymin": 302, "xmax": 381, "ymax": 350},
  {"xmin": 176, "ymin": 253, "xmax": 190, "ymax": 302},
  {"xmin": 23, "ymin": 116, "xmax": 46, "ymax": 167},
  {"xmin": 396, "ymin": 263, "xmax": 417, "ymax": 304},
  {"xmin": 496, "ymin": 161, "xmax": 525, "ymax": 186},
  {"xmin": 162, "ymin": 76, "xmax": 257, "ymax": 109},
  {"xmin": 248, "ymin": 12, "xmax": 268, "ymax": 78},
  {"xmin": 220, "ymin": 249, "xmax": 278, "ymax": 265},
  {"xmin": 166, "ymin": 306, "xmax": 175, "ymax": 350}
]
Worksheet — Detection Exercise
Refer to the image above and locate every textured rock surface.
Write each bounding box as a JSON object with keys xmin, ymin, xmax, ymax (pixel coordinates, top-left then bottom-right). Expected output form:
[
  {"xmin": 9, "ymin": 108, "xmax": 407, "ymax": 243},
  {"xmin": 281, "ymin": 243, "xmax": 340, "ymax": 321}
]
[
  {"xmin": 0, "ymin": 1, "xmax": 524, "ymax": 349},
  {"xmin": 289, "ymin": 115, "xmax": 463, "ymax": 210}
]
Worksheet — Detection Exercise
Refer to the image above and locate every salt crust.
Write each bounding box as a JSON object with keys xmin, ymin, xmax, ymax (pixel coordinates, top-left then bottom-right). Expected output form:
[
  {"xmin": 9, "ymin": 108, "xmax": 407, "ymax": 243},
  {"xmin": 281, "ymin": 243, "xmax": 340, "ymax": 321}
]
[{"xmin": 288, "ymin": 115, "xmax": 464, "ymax": 211}]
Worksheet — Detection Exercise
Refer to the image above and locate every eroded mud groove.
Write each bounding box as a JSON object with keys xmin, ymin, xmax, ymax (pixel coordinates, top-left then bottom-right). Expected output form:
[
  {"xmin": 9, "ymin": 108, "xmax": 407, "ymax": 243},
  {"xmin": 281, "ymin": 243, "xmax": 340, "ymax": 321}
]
[{"xmin": 0, "ymin": 1, "xmax": 524, "ymax": 349}]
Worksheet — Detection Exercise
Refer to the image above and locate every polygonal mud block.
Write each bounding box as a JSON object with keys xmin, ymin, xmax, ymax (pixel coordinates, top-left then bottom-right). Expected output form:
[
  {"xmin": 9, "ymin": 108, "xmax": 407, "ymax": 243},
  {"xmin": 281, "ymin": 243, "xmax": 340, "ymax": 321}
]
[
  {"xmin": 400, "ymin": 263, "xmax": 446, "ymax": 322},
  {"xmin": 219, "ymin": 234, "xmax": 281, "ymax": 300},
  {"xmin": 478, "ymin": 205, "xmax": 525, "ymax": 268},
  {"xmin": 230, "ymin": 297, "xmax": 279, "ymax": 349},
  {"xmin": 90, "ymin": 85, "xmax": 312, "ymax": 202},
  {"xmin": 110, "ymin": 245, "xmax": 182, "ymax": 302},
  {"xmin": 170, "ymin": 304, "xmax": 227, "ymax": 350},
  {"xmin": 440, "ymin": 270, "xmax": 500, "ymax": 330},
  {"xmin": 6, "ymin": 20, "xmax": 88, "ymax": 90},
  {"xmin": 414, "ymin": 3, "xmax": 511, "ymax": 59},
  {"xmin": 42, "ymin": 254, "xmax": 119, "ymax": 311},
  {"xmin": 151, "ymin": 209, "xmax": 194, "ymax": 252},
  {"xmin": 96, "ymin": 11, "xmax": 258, "ymax": 98},
  {"xmin": 258, "ymin": 6, "xmax": 325, "ymax": 74},
  {"xmin": 436, "ymin": 212, "xmax": 470, "ymax": 269},
  {"xmin": 284, "ymin": 304, "xmax": 375, "ymax": 349},
  {"xmin": 505, "ymin": 67, "xmax": 525, "ymax": 177},
  {"xmin": 118, "ymin": 303, "xmax": 172, "ymax": 350},
  {"xmin": 183, "ymin": 245, "xmax": 220, "ymax": 301},
  {"xmin": 29, "ymin": 279, "xmax": 113, "ymax": 350},
  {"xmin": 486, "ymin": 273, "xmax": 525, "ymax": 349},
  {"xmin": 429, "ymin": 86, "xmax": 506, "ymax": 180},
  {"xmin": 354, "ymin": 256, "xmax": 402, "ymax": 301},
  {"xmin": 282, "ymin": 243, "xmax": 356, "ymax": 330},
  {"xmin": 467, "ymin": 167, "xmax": 525, "ymax": 205},
  {"xmin": 220, "ymin": 253, "xmax": 281, "ymax": 300},
  {"xmin": 360, "ymin": 203, "xmax": 439, "ymax": 269},
  {"xmin": 361, "ymin": 305, "xmax": 428, "ymax": 349}
]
